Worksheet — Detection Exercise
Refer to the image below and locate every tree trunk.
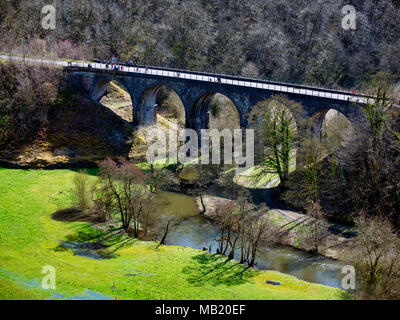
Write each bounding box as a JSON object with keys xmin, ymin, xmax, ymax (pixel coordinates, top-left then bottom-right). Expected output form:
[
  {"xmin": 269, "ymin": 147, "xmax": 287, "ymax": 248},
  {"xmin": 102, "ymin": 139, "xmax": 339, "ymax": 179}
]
[
  {"xmin": 199, "ymin": 193, "xmax": 206, "ymax": 214},
  {"xmin": 156, "ymin": 221, "xmax": 170, "ymax": 249}
]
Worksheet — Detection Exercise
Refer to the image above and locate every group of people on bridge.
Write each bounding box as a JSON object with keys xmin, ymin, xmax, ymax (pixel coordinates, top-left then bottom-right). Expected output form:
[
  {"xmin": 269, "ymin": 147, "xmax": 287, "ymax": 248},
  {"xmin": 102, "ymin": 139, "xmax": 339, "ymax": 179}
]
[{"xmin": 66, "ymin": 57, "xmax": 226, "ymax": 83}]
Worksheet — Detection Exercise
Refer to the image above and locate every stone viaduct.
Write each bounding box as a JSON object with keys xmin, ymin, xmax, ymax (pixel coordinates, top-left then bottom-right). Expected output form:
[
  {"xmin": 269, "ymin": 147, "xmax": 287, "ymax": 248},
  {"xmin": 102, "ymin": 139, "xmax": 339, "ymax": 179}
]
[{"xmin": 66, "ymin": 64, "xmax": 370, "ymax": 135}]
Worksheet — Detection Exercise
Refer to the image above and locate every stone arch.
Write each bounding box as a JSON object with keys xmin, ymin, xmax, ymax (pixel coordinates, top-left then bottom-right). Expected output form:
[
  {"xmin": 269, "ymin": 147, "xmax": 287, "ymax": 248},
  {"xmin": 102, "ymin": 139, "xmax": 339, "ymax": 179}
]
[
  {"xmin": 307, "ymin": 108, "xmax": 330, "ymax": 139},
  {"xmin": 307, "ymin": 108, "xmax": 354, "ymax": 147},
  {"xmin": 90, "ymin": 78, "xmax": 131, "ymax": 102},
  {"xmin": 188, "ymin": 92, "xmax": 241, "ymax": 133},
  {"xmin": 135, "ymin": 84, "xmax": 185, "ymax": 126},
  {"xmin": 90, "ymin": 78, "xmax": 134, "ymax": 122},
  {"xmin": 297, "ymin": 108, "xmax": 355, "ymax": 168}
]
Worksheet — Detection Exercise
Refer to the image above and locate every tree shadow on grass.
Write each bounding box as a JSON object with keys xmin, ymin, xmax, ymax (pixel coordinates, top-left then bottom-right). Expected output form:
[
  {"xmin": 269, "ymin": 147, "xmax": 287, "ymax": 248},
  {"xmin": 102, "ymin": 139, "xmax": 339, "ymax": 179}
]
[
  {"xmin": 182, "ymin": 253, "xmax": 256, "ymax": 287},
  {"xmin": 51, "ymin": 208, "xmax": 94, "ymax": 222},
  {"xmin": 53, "ymin": 222, "xmax": 137, "ymax": 258},
  {"xmin": 64, "ymin": 224, "xmax": 104, "ymax": 242},
  {"xmin": 68, "ymin": 168, "xmax": 100, "ymax": 177}
]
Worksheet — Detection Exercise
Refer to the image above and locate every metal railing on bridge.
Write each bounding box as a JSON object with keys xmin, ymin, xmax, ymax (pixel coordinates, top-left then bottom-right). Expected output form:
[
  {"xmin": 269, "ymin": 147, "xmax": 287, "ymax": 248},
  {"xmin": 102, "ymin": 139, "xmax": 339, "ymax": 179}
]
[{"xmin": 0, "ymin": 54, "xmax": 373, "ymax": 104}]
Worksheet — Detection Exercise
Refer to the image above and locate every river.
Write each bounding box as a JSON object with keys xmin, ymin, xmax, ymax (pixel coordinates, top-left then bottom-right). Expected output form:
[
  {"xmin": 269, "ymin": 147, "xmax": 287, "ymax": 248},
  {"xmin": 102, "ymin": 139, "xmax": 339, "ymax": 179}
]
[{"xmin": 156, "ymin": 191, "xmax": 344, "ymax": 288}]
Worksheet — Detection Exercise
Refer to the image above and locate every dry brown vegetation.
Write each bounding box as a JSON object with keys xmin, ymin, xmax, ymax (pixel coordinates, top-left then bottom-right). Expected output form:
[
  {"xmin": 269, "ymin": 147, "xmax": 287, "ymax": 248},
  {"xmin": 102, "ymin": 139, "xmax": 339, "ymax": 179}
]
[
  {"xmin": 0, "ymin": 62, "xmax": 60, "ymax": 150},
  {"xmin": 1, "ymin": 0, "xmax": 399, "ymax": 91},
  {"xmin": 212, "ymin": 198, "xmax": 274, "ymax": 267},
  {"xmin": 345, "ymin": 213, "xmax": 400, "ymax": 299}
]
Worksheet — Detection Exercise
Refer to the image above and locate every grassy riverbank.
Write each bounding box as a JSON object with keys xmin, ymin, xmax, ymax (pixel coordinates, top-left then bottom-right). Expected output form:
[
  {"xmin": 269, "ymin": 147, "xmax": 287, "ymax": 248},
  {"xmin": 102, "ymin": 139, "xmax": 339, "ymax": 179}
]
[{"xmin": 0, "ymin": 168, "xmax": 350, "ymax": 300}]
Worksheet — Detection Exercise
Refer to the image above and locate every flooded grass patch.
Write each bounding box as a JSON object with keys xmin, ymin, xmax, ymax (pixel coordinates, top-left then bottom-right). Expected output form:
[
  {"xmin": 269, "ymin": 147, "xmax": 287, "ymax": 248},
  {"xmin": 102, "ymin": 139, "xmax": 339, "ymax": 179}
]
[{"xmin": 59, "ymin": 241, "xmax": 115, "ymax": 260}]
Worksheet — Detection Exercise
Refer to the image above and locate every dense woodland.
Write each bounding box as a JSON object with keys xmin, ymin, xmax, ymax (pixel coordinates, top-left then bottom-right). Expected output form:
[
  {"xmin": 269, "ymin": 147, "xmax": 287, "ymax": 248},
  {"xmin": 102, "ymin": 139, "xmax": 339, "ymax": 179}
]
[
  {"xmin": 0, "ymin": 0, "xmax": 400, "ymax": 299},
  {"xmin": 0, "ymin": 0, "xmax": 399, "ymax": 91}
]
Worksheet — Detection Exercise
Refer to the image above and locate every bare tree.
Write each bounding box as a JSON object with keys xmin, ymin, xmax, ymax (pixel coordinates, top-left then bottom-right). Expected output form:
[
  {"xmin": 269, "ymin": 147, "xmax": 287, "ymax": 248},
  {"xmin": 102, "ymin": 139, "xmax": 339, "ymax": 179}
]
[
  {"xmin": 72, "ymin": 171, "xmax": 91, "ymax": 210},
  {"xmin": 90, "ymin": 180, "xmax": 114, "ymax": 222},
  {"xmin": 333, "ymin": 86, "xmax": 400, "ymax": 219},
  {"xmin": 299, "ymin": 202, "xmax": 329, "ymax": 254},
  {"xmin": 98, "ymin": 157, "xmax": 154, "ymax": 236},
  {"xmin": 213, "ymin": 196, "xmax": 272, "ymax": 266},
  {"xmin": 346, "ymin": 212, "xmax": 400, "ymax": 299},
  {"xmin": 0, "ymin": 62, "xmax": 60, "ymax": 148},
  {"xmin": 213, "ymin": 201, "xmax": 237, "ymax": 257},
  {"xmin": 148, "ymin": 163, "xmax": 175, "ymax": 193},
  {"xmin": 154, "ymin": 213, "xmax": 179, "ymax": 248}
]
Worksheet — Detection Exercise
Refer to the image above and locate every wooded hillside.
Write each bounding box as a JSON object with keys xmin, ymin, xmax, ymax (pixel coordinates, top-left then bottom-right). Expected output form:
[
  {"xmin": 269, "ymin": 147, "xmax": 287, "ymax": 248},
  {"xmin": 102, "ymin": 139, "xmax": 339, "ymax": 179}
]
[{"xmin": 1, "ymin": 0, "xmax": 399, "ymax": 90}]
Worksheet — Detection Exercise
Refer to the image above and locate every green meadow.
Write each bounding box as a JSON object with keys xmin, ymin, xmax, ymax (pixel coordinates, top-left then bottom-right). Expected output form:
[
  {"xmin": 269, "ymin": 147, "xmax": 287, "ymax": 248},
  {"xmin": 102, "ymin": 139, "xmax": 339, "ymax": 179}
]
[{"xmin": 0, "ymin": 168, "xmax": 349, "ymax": 300}]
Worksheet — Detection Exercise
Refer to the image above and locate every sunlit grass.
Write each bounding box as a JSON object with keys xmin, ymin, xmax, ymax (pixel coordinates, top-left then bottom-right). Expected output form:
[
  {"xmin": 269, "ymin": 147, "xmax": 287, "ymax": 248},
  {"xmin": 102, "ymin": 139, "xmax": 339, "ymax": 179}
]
[
  {"xmin": 234, "ymin": 157, "xmax": 297, "ymax": 189},
  {"xmin": 0, "ymin": 168, "xmax": 349, "ymax": 300}
]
